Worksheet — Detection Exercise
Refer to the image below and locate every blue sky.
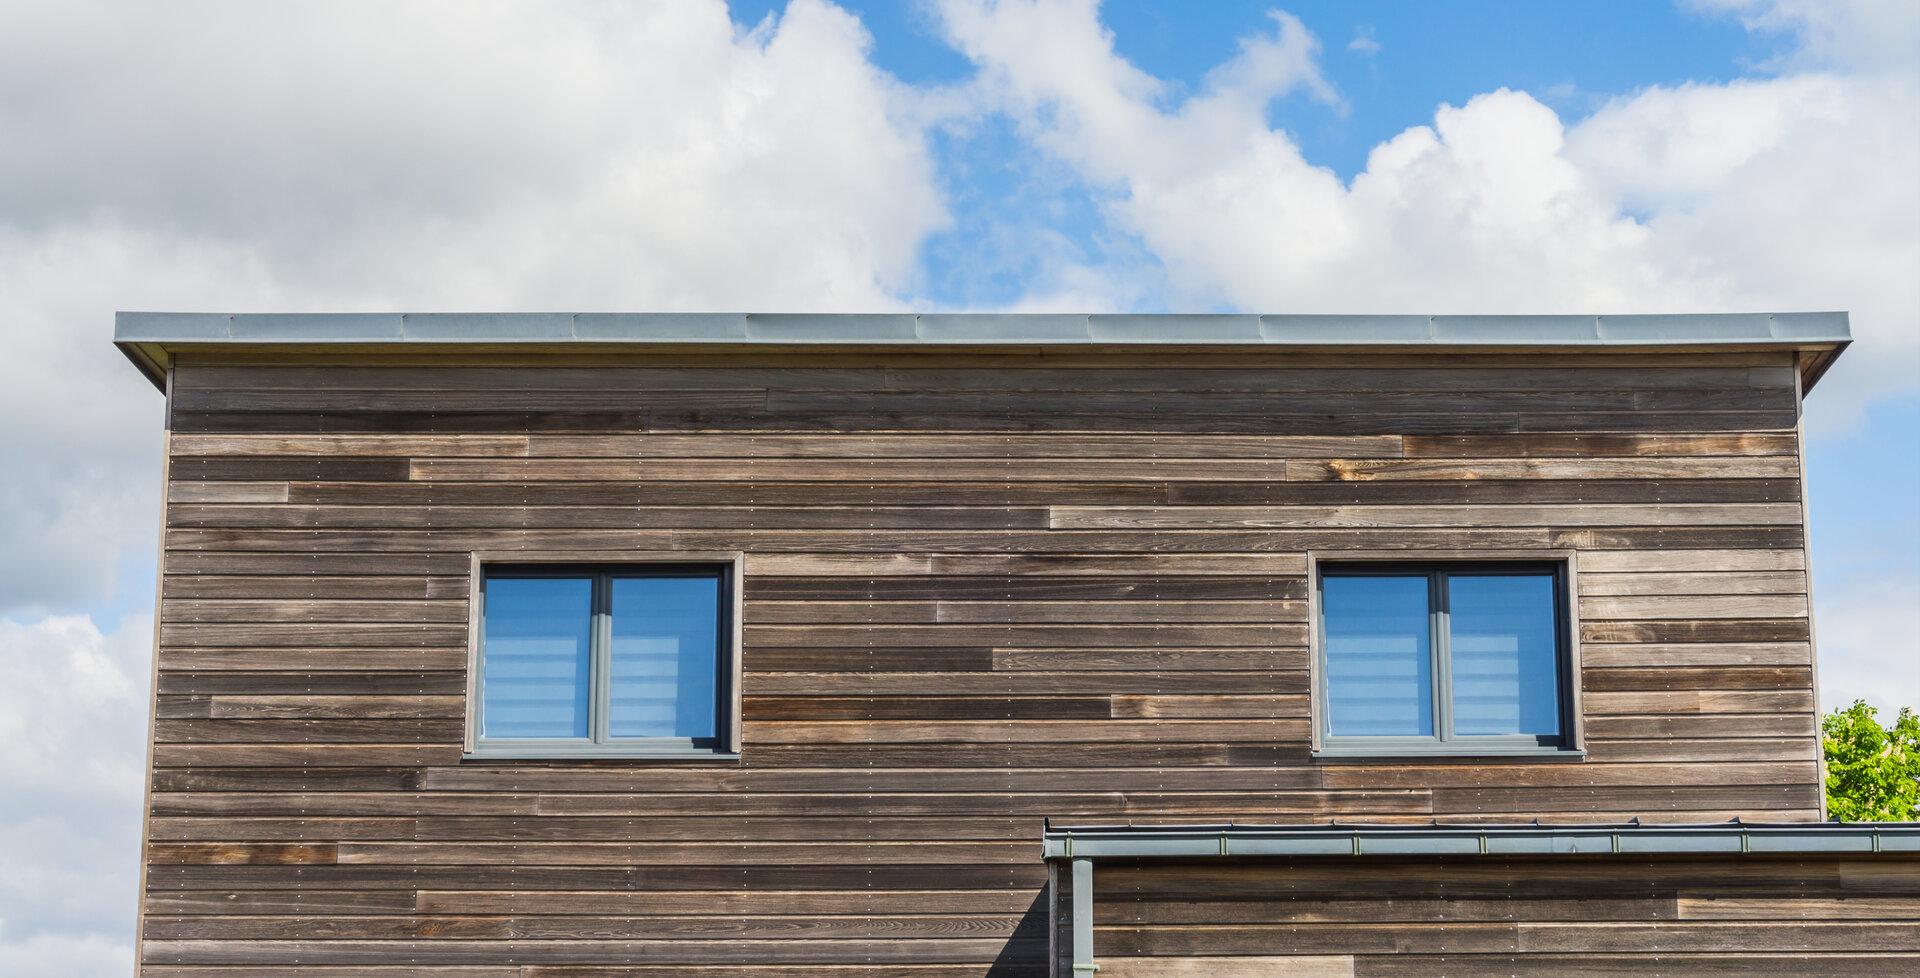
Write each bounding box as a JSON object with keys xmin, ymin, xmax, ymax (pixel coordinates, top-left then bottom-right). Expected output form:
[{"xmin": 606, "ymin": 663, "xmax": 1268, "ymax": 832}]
[{"xmin": 0, "ymin": 1, "xmax": 1915, "ymax": 972}]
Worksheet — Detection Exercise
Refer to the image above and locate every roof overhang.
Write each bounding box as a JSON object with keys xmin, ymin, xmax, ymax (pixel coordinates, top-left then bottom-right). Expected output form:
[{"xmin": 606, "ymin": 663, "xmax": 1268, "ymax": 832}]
[
  {"xmin": 114, "ymin": 311, "xmax": 1851, "ymax": 393},
  {"xmin": 1042, "ymin": 820, "xmax": 1920, "ymax": 860}
]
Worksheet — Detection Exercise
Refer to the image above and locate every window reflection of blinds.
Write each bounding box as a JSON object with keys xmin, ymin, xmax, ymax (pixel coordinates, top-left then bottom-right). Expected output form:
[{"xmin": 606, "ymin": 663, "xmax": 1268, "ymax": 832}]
[
  {"xmin": 610, "ymin": 576, "xmax": 721, "ymax": 739},
  {"xmin": 480, "ymin": 577, "xmax": 593, "ymax": 739},
  {"xmin": 1449, "ymin": 574, "xmax": 1561, "ymax": 736},
  {"xmin": 1322, "ymin": 576, "xmax": 1433, "ymax": 737}
]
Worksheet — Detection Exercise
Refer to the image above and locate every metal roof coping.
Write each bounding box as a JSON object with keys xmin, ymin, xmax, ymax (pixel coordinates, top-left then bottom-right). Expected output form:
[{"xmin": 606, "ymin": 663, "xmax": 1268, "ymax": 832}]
[{"xmin": 112, "ymin": 310, "xmax": 1852, "ymax": 391}]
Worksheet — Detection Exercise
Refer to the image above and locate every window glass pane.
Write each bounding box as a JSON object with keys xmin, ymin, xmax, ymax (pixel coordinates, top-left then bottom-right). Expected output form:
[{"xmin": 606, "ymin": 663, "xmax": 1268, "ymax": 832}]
[
  {"xmin": 481, "ymin": 576, "xmax": 592, "ymax": 739},
  {"xmin": 1447, "ymin": 573, "xmax": 1561, "ymax": 736},
  {"xmin": 1322, "ymin": 575, "xmax": 1434, "ymax": 737},
  {"xmin": 609, "ymin": 574, "xmax": 721, "ymax": 739}
]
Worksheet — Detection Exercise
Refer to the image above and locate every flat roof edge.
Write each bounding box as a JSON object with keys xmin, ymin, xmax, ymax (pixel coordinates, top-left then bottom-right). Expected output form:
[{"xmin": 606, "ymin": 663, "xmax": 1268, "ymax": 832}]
[
  {"xmin": 1042, "ymin": 820, "xmax": 1920, "ymax": 859},
  {"xmin": 115, "ymin": 311, "xmax": 1854, "ymax": 346},
  {"xmin": 113, "ymin": 311, "xmax": 1852, "ymax": 393}
]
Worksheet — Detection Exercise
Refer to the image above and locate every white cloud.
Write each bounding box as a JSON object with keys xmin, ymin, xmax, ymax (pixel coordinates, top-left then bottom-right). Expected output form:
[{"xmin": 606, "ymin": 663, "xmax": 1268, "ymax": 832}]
[
  {"xmin": 1815, "ymin": 574, "xmax": 1920, "ymax": 712},
  {"xmin": 0, "ymin": 0, "xmax": 948, "ymax": 304},
  {"xmin": 0, "ymin": 0, "xmax": 948, "ymax": 617},
  {"xmin": 1564, "ymin": 70, "xmax": 1920, "ymax": 422},
  {"xmin": 0, "ymin": 614, "xmax": 151, "ymax": 971},
  {"xmin": 0, "ymin": 934, "xmax": 131, "ymax": 978},
  {"xmin": 1688, "ymin": 0, "xmax": 1920, "ymax": 70},
  {"xmin": 935, "ymin": 0, "xmax": 1920, "ymax": 423},
  {"xmin": 1348, "ymin": 26, "xmax": 1381, "ymax": 57}
]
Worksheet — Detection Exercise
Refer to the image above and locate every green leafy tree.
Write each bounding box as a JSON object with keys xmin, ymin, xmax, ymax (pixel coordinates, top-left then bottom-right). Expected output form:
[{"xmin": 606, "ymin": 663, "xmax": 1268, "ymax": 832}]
[{"xmin": 1822, "ymin": 700, "xmax": 1920, "ymax": 821}]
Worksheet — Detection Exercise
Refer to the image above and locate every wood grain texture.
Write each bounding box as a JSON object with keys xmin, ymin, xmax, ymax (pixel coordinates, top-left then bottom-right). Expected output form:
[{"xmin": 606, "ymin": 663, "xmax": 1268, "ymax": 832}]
[{"xmin": 143, "ymin": 351, "xmax": 1826, "ymax": 976}]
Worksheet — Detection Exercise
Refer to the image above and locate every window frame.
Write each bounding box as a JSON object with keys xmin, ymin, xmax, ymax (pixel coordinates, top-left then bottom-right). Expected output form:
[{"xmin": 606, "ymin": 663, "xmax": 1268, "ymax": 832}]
[
  {"xmin": 1308, "ymin": 551, "xmax": 1584, "ymax": 760},
  {"xmin": 463, "ymin": 552, "xmax": 744, "ymax": 761}
]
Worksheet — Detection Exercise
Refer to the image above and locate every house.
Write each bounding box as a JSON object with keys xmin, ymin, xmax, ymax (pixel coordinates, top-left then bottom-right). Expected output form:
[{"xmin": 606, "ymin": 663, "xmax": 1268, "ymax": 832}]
[{"xmin": 116, "ymin": 311, "xmax": 1920, "ymax": 977}]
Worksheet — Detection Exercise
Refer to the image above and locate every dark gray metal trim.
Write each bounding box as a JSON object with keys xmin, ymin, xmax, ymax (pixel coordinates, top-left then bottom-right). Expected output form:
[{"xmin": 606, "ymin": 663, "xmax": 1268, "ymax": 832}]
[
  {"xmin": 466, "ymin": 562, "xmax": 737, "ymax": 762},
  {"xmin": 1313, "ymin": 561, "xmax": 1578, "ymax": 756},
  {"xmin": 113, "ymin": 311, "xmax": 1852, "ymax": 391},
  {"xmin": 1070, "ymin": 857, "xmax": 1095, "ymax": 974},
  {"xmin": 1042, "ymin": 820, "xmax": 1920, "ymax": 860}
]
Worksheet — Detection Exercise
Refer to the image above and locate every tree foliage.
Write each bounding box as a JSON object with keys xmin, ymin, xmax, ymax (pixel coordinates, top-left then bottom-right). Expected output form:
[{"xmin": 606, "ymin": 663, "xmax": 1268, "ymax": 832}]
[{"xmin": 1822, "ymin": 700, "xmax": 1920, "ymax": 821}]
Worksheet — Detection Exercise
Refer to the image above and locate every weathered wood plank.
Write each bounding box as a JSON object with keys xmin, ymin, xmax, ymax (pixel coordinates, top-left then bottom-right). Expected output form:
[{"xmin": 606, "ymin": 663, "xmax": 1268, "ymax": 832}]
[
  {"xmin": 1110, "ymin": 695, "xmax": 1310, "ymax": 719},
  {"xmin": 742, "ymin": 599, "xmax": 1304, "ymax": 625},
  {"xmin": 174, "ymin": 405, "xmax": 1803, "ymax": 434},
  {"xmin": 1577, "ymin": 571, "xmax": 1807, "ymax": 596},
  {"xmin": 153, "ymin": 745, "xmax": 464, "ymax": 768},
  {"xmin": 1582, "ymin": 690, "xmax": 1817, "ymax": 715},
  {"xmin": 748, "ymin": 553, "xmax": 1310, "ymax": 576},
  {"xmin": 155, "ymin": 672, "xmax": 466, "ymax": 695},
  {"xmin": 164, "ymin": 576, "xmax": 469, "ymax": 600},
  {"xmin": 417, "ymin": 766, "xmax": 1324, "ymax": 794},
  {"xmin": 402, "ymin": 456, "xmax": 1801, "ymax": 483},
  {"xmin": 141, "ymin": 935, "xmax": 1043, "ymax": 964},
  {"xmin": 1402, "ymin": 433, "xmax": 1798, "ymax": 458},
  {"xmin": 1581, "ymin": 619, "xmax": 1811, "ymax": 643},
  {"xmin": 1320, "ymin": 762, "xmax": 1817, "ymax": 789},
  {"xmin": 165, "ymin": 527, "xmax": 1568, "ymax": 553},
  {"xmin": 1288, "ymin": 457, "xmax": 1798, "ymax": 481},
  {"xmin": 742, "ymin": 719, "xmax": 1310, "ymax": 744},
  {"xmin": 1581, "ymin": 643, "xmax": 1812, "ymax": 667},
  {"xmin": 1578, "ymin": 549, "xmax": 1805, "ymax": 572},
  {"xmin": 171, "ymin": 434, "xmax": 533, "ymax": 456},
  {"xmin": 744, "ymin": 623, "xmax": 1309, "ymax": 648},
  {"xmin": 750, "ymin": 671, "xmax": 1307, "ymax": 696},
  {"xmin": 991, "ymin": 648, "xmax": 1302, "ymax": 672},
  {"xmin": 1580, "ymin": 594, "xmax": 1809, "ymax": 620},
  {"xmin": 157, "ymin": 649, "xmax": 468, "ymax": 671},
  {"xmin": 163, "ymin": 599, "xmax": 468, "ymax": 624},
  {"xmin": 1354, "ymin": 954, "xmax": 1920, "ymax": 977},
  {"xmin": 203, "ymin": 696, "xmax": 466, "ymax": 719},
  {"xmin": 1581, "ymin": 666, "xmax": 1812, "ymax": 692},
  {"xmin": 1098, "ymin": 957, "xmax": 1355, "ymax": 978},
  {"xmin": 1050, "ymin": 503, "xmax": 1801, "ymax": 529},
  {"xmin": 1676, "ymin": 895, "xmax": 1920, "ymax": 919},
  {"xmin": 170, "ymin": 504, "xmax": 1054, "ymax": 531},
  {"xmin": 749, "ymin": 575, "xmax": 1305, "ymax": 601}
]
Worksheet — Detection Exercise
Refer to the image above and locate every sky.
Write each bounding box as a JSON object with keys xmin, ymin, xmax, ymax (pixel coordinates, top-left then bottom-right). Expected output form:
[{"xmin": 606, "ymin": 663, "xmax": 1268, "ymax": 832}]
[{"xmin": 0, "ymin": 0, "xmax": 1915, "ymax": 972}]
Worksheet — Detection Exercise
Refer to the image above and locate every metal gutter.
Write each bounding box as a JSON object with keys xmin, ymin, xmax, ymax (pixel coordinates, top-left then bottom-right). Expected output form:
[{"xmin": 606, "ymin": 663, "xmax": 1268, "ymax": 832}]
[
  {"xmin": 113, "ymin": 311, "xmax": 1852, "ymax": 392},
  {"xmin": 1042, "ymin": 819, "xmax": 1920, "ymax": 860}
]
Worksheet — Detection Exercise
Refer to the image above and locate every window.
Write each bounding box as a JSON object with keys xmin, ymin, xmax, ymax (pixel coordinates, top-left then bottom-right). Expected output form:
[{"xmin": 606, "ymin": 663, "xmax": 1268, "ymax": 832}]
[
  {"xmin": 469, "ymin": 562, "xmax": 738, "ymax": 759},
  {"xmin": 1314, "ymin": 562, "xmax": 1575, "ymax": 756}
]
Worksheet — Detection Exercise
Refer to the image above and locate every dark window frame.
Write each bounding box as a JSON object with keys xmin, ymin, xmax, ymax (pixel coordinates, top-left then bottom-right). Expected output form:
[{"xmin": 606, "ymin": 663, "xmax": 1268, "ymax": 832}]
[
  {"xmin": 463, "ymin": 554, "xmax": 743, "ymax": 761},
  {"xmin": 1311, "ymin": 557, "xmax": 1583, "ymax": 759}
]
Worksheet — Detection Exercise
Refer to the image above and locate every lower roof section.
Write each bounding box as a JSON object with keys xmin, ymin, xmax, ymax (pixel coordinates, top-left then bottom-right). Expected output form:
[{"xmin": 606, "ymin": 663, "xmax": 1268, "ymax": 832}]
[
  {"xmin": 1042, "ymin": 820, "xmax": 1920, "ymax": 860},
  {"xmin": 113, "ymin": 310, "xmax": 1851, "ymax": 391}
]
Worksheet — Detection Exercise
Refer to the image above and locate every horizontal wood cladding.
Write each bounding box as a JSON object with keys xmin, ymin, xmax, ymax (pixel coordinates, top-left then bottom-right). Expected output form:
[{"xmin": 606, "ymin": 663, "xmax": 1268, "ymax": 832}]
[
  {"xmin": 146, "ymin": 352, "xmax": 1824, "ymax": 976},
  {"xmin": 1058, "ymin": 856, "xmax": 1920, "ymax": 977}
]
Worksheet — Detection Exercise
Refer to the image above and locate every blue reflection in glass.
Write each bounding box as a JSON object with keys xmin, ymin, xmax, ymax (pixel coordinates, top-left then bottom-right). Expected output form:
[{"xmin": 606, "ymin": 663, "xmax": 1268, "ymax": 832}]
[
  {"xmin": 610, "ymin": 574, "xmax": 720, "ymax": 740},
  {"xmin": 1323, "ymin": 575, "xmax": 1434, "ymax": 737},
  {"xmin": 1448, "ymin": 574, "xmax": 1561, "ymax": 736},
  {"xmin": 481, "ymin": 576, "xmax": 592, "ymax": 739}
]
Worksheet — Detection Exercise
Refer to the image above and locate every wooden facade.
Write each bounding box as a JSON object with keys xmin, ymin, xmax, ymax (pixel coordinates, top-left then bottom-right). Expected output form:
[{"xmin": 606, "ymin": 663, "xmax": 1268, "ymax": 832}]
[{"xmin": 127, "ymin": 334, "xmax": 1896, "ymax": 976}]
